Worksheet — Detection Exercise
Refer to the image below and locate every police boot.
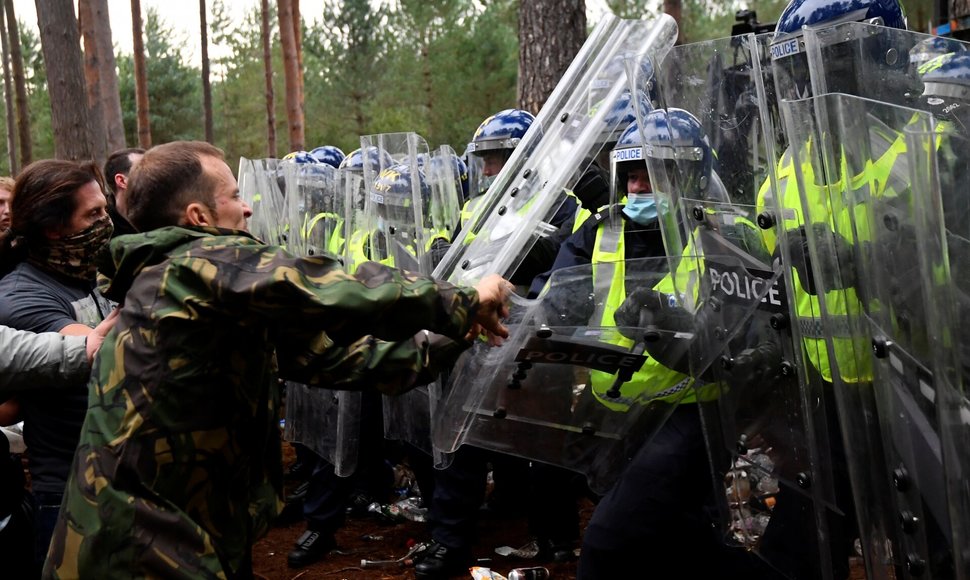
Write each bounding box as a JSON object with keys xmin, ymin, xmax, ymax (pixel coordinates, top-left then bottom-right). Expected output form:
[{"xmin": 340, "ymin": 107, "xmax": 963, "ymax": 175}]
[
  {"xmin": 287, "ymin": 529, "xmax": 336, "ymax": 568},
  {"xmin": 414, "ymin": 541, "xmax": 472, "ymax": 579}
]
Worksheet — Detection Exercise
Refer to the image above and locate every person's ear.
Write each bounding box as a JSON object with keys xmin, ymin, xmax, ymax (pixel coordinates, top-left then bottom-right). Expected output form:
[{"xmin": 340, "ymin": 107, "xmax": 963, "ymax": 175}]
[
  {"xmin": 184, "ymin": 201, "xmax": 213, "ymax": 227},
  {"xmin": 114, "ymin": 173, "xmax": 127, "ymax": 192}
]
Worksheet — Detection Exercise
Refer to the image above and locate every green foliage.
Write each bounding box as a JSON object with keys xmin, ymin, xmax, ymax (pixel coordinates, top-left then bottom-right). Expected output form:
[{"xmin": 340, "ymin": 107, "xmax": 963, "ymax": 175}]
[
  {"xmin": 20, "ymin": 23, "xmax": 52, "ymax": 163},
  {"xmin": 1, "ymin": 0, "xmax": 815, "ymax": 177},
  {"xmin": 117, "ymin": 9, "xmax": 203, "ymax": 147},
  {"xmin": 208, "ymin": 1, "xmax": 285, "ymax": 163},
  {"xmin": 604, "ymin": 0, "xmax": 788, "ymax": 42}
]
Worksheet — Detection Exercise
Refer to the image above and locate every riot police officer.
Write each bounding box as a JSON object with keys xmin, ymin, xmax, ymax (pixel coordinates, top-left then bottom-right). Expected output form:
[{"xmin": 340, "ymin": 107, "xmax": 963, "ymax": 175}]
[{"xmin": 574, "ymin": 110, "xmax": 757, "ymax": 580}]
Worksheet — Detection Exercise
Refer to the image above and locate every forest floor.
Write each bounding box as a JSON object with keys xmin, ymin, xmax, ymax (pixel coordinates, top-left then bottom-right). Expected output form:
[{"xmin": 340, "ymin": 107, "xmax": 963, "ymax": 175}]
[
  {"xmin": 252, "ymin": 442, "xmax": 588, "ymax": 580},
  {"xmin": 252, "ymin": 443, "xmax": 868, "ymax": 580}
]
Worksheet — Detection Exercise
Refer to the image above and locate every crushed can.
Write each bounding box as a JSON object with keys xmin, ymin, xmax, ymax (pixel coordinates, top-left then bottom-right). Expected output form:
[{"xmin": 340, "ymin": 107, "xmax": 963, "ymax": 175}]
[{"xmin": 508, "ymin": 566, "xmax": 550, "ymax": 580}]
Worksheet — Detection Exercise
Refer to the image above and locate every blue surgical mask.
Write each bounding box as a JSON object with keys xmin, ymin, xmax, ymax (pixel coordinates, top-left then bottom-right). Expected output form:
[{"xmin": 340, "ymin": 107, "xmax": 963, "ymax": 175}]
[{"xmin": 622, "ymin": 193, "xmax": 658, "ymax": 225}]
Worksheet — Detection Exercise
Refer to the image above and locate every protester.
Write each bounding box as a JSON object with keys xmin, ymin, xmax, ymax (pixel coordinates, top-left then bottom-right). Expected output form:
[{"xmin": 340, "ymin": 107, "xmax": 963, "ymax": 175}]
[{"xmin": 44, "ymin": 140, "xmax": 512, "ymax": 579}]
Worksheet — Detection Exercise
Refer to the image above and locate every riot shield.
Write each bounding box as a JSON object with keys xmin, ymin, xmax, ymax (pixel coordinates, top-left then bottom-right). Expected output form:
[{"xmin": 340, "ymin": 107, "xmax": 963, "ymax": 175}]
[
  {"xmin": 432, "ymin": 13, "xmax": 679, "ymax": 286},
  {"xmin": 770, "ymin": 22, "xmax": 947, "ymax": 580},
  {"xmin": 432, "ymin": 253, "xmax": 749, "ymax": 492},
  {"xmin": 634, "ymin": 33, "xmax": 857, "ymax": 579},
  {"xmin": 427, "ymin": 14, "xmax": 680, "ymax": 470},
  {"xmin": 359, "ymin": 132, "xmax": 442, "ymax": 274},
  {"xmin": 283, "ymin": 383, "xmax": 362, "ymax": 477},
  {"xmin": 237, "ymin": 157, "xmax": 288, "ymax": 246},
  {"xmin": 355, "ymin": 133, "xmax": 466, "ymax": 458},
  {"xmin": 908, "ymin": 121, "xmax": 970, "ymax": 578},
  {"xmin": 278, "ymin": 160, "xmax": 362, "ymax": 476},
  {"xmin": 799, "ymin": 22, "xmax": 970, "ymax": 110},
  {"xmin": 781, "ymin": 93, "xmax": 955, "ymax": 579},
  {"xmin": 283, "ymin": 161, "xmax": 344, "ymax": 258},
  {"xmin": 337, "ymin": 167, "xmax": 371, "ymax": 273},
  {"xmin": 681, "ymin": 194, "xmax": 845, "ymax": 580},
  {"xmin": 422, "ymin": 145, "xmax": 464, "ymax": 245}
]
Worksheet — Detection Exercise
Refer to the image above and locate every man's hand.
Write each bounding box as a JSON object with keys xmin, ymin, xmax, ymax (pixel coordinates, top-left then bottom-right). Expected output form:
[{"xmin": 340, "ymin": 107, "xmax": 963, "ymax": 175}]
[
  {"xmin": 472, "ymin": 274, "xmax": 513, "ymax": 343},
  {"xmin": 85, "ymin": 309, "xmax": 120, "ymax": 362}
]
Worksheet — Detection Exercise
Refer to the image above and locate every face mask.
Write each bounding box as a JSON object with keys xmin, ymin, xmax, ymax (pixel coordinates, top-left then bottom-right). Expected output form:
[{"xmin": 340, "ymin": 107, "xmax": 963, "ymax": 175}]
[
  {"xmin": 622, "ymin": 193, "xmax": 658, "ymax": 225},
  {"xmin": 34, "ymin": 216, "xmax": 114, "ymax": 281}
]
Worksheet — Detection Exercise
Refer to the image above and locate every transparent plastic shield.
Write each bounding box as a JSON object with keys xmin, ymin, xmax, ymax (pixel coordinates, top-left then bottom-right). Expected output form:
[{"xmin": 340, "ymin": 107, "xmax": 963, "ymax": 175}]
[
  {"xmin": 360, "ymin": 132, "xmax": 433, "ymax": 273},
  {"xmin": 338, "ymin": 168, "xmax": 370, "ymax": 273},
  {"xmin": 655, "ymin": 33, "xmax": 778, "ymax": 206},
  {"xmin": 424, "ymin": 145, "xmax": 464, "ymax": 243},
  {"xmin": 433, "ymin": 13, "xmax": 679, "ymax": 286},
  {"xmin": 356, "ymin": 134, "xmax": 462, "ymax": 458},
  {"xmin": 803, "ymin": 23, "xmax": 970, "ymax": 108},
  {"xmin": 278, "ymin": 162, "xmax": 362, "ymax": 476},
  {"xmin": 683, "ymin": 197, "xmax": 846, "ymax": 577},
  {"xmin": 283, "ymin": 383, "xmax": 361, "ymax": 476},
  {"xmin": 432, "ymin": 255, "xmax": 748, "ymax": 492},
  {"xmin": 627, "ymin": 34, "xmax": 780, "ymax": 254},
  {"xmin": 782, "ymin": 93, "xmax": 951, "ymax": 579},
  {"xmin": 635, "ymin": 33, "xmax": 851, "ymax": 576},
  {"xmin": 283, "ymin": 162, "xmax": 343, "ymax": 258},
  {"xmin": 909, "ymin": 123, "xmax": 970, "ymax": 579},
  {"xmin": 238, "ymin": 157, "xmax": 288, "ymax": 246}
]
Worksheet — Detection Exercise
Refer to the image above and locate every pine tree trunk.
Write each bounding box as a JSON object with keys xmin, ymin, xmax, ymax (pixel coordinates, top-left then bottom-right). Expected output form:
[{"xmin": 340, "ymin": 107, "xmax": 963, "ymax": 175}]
[
  {"xmin": 78, "ymin": 0, "xmax": 109, "ymax": 163},
  {"xmin": 35, "ymin": 0, "xmax": 93, "ymax": 160},
  {"xmin": 517, "ymin": 0, "xmax": 586, "ymax": 114},
  {"xmin": 200, "ymin": 0, "xmax": 213, "ymax": 143},
  {"xmin": 277, "ymin": 0, "xmax": 304, "ymax": 152},
  {"xmin": 261, "ymin": 0, "xmax": 276, "ymax": 157},
  {"xmin": 6, "ymin": 0, "xmax": 30, "ymax": 166},
  {"xmin": 86, "ymin": 0, "xmax": 125, "ymax": 152},
  {"xmin": 131, "ymin": 0, "xmax": 151, "ymax": 148},
  {"xmin": 0, "ymin": 5, "xmax": 16, "ymax": 174},
  {"xmin": 292, "ymin": 0, "xmax": 303, "ymax": 116}
]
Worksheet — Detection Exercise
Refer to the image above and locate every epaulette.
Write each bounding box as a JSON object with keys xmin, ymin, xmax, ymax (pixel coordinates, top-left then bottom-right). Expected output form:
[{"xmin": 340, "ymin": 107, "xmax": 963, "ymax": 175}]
[{"xmin": 590, "ymin": 204, "xmax": 622, "ymax": 226}]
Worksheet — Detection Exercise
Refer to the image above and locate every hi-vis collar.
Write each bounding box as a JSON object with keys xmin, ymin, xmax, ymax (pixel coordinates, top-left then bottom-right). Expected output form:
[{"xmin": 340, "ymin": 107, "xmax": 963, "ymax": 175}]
[{"xmin": 769, "ymin": 12, "xmax": 884, "ymax": 62}]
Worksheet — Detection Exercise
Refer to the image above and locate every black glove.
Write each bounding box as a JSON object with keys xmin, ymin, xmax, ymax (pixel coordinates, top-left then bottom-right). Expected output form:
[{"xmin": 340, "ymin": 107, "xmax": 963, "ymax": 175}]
[
  {"xmin": 783, "ymin": 225, "xmax": 856, "ymax": 295},
  {"xmin": 723, "ymin": 340, "xmax": 783, "ymax": 387},
  {"xmin": 614, "ymin": 287, "xmax": 666, "ymax": 336},
  {"xmin": 615, "ymin": 287, "xmax": 695, "ymax": 337},
  {"xmin": 573, "ymin": 162, "xmax": 611, "ymax": 211},
  {"xmin": 613, "ymin": 287, "xmax": 697, "ymax": 376}
]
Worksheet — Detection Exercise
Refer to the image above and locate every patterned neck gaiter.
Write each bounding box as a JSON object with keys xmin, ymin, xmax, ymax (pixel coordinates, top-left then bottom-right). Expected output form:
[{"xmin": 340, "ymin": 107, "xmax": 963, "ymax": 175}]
[{"xmin": 30, "ymin": 216, "xmax": 114, "ymax": 281}]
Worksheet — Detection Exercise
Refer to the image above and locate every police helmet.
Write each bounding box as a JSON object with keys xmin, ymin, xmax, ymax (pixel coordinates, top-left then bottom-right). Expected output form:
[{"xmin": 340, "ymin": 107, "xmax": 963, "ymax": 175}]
[
  {"xmin": 641, "ymin": 108, "xmax": 715, "ymax": 200},
  {"xmin": 431, "ymin": 152, "xmax": 469, "ymax": 201},
  {"xmin": 282, "ymin": 150, "xmax": 316, "ymax": 164},
  {"xmin": 770, "ymin": 0, "xmax": 906, "ymax": 100},
  {"xmin": 371, "ymin": 162, "xmax": 430, "ymax": 226},
  {"xmin": 309, "ymin": 145, "xmax": 346, "ymax": 168},
  {"xmin": 467, "ymin": 109, "xmax": 535, "ymax": 156},
  {"xmin": 910, "ymin": 36, "xmax": 967, "ymax": 71},
  {"xmin": 611, "ymin": 121, "xmax": 647, "ymax": 188},
  {"xmin": 919, "ymin": 52, "xmax": 970, "ymax": 125},
  {"xmin": 339, "ymin": 146, "xmax": 395, "ymax": 175}
]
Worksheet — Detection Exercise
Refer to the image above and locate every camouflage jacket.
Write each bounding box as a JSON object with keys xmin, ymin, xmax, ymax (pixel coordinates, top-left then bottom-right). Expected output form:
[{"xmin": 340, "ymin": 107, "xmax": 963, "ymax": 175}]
[{"xmin": 44, "ymin": 226, "xmax": 479, "ymax": 579}]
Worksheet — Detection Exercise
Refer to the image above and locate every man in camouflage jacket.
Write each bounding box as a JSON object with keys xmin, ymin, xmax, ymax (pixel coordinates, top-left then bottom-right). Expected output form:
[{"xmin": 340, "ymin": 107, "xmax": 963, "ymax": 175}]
[{"xmin": 43, "ymin": 141, "xmax": 511, "ymax": 579}]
